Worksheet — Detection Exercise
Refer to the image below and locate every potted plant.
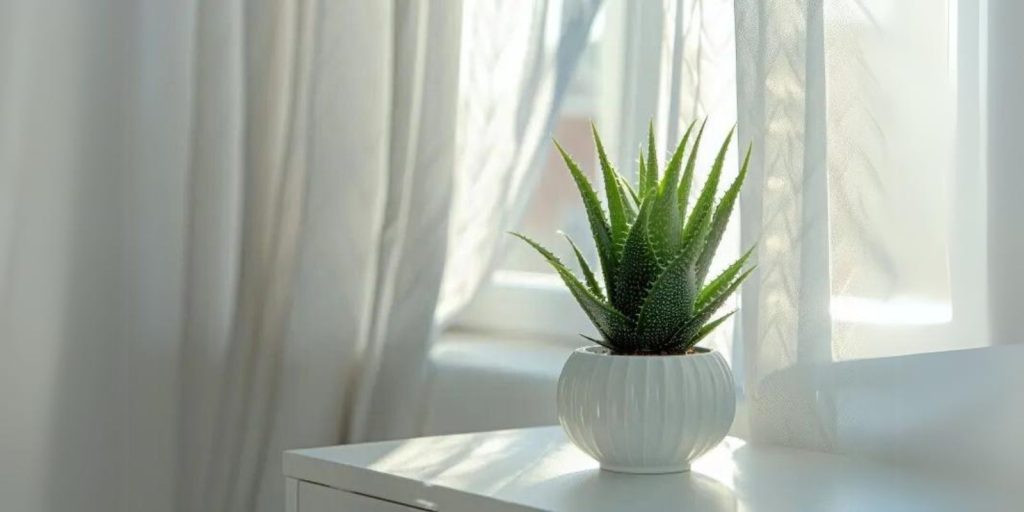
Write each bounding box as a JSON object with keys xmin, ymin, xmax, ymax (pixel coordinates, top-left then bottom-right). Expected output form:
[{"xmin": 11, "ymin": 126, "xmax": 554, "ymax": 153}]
[{"xmin": 513, "ymin": 121, "xmax": 753, "ymax": 474}]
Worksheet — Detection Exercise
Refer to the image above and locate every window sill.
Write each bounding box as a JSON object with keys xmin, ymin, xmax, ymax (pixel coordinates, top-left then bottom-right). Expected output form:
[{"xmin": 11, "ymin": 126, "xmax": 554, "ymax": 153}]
[{"xmin": 420, "ymin": 329, "xmax": 586, "ymax": 436}]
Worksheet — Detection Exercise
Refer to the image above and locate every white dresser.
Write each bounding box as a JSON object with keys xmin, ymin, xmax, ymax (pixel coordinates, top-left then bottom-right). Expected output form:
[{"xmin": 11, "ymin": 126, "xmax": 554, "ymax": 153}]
[{"xmin": 284, "ymin": 426, "xmax": 1019, "ymax": 511}]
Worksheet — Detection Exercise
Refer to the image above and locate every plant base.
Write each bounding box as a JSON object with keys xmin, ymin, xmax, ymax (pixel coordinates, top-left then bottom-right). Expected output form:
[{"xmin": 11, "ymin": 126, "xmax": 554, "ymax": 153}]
[{"xmin": 600, "ymin": 464, "xmax": 691, "ymax": 474}]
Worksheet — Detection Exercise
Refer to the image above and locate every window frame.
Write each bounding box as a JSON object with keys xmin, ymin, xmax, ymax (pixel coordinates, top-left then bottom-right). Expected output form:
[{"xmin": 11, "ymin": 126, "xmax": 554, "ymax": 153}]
[{"xmin": 453, "ymin": 0, "xmax": 990, "ymax": 358}]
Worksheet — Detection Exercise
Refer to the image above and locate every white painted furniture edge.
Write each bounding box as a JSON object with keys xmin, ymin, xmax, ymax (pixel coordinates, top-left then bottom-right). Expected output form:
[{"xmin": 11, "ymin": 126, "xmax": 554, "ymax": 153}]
[{"xmin": 284, "ymin": 426, "xmax": 1021, "ymax": 512}]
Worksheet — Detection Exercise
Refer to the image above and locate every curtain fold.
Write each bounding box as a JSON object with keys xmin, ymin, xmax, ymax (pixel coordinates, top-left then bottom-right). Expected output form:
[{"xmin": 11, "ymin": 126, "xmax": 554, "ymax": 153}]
[
  {"xmin": 180, "ymin": 0, "xmax": 325, "ymax": 510},
  {"xmin": 1, "ymin": 1, "xmax": 462, "ymax": 511},
  {"xmin": 436, "ymin": 0, "xmax": 603, "ymax": 323},
  {"xmin": 183, "ymin": 0, "xmax": 465, "ymax": 507},
  {"xmin": 345, "ymin": 0, "xmax": 463, "ymax": 443},
  {"xmin": 733, "ymin": 0, "xmax": 835, "ymax": 450}
]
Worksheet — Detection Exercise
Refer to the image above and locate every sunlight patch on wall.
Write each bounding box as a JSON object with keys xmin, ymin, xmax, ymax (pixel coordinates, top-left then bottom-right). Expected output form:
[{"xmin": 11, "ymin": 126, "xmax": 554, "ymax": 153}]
[{"xmin": 831, "ymin": 295, "xmax": 952, "ymax": 326}]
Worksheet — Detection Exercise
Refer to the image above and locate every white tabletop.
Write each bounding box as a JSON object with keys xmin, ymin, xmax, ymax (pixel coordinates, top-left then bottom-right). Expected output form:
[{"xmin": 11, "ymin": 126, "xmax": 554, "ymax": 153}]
[{"xmin": 284, "ymin": 426, "xmax": 1019, "ymax": 512}]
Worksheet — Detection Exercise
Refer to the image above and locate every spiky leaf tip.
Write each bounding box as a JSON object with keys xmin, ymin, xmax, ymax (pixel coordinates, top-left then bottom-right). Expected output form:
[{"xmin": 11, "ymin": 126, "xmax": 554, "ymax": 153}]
[
  {"xmin": 554, "ymin": 141, "xmax": 617, "ymax": 294},
  {"xmin": 560, "ymin": 231, "xmax": 604, "ymax": 300},
  {"xmin": 510, "ymin": 232, "xmax": 634, "ymax": 342},
  {"xmin": 648, "ymin": 121, "xmax": 697, "ymax": 264},
  {"xmin": 680, "ymin": 126, "xmax": 735, "ymax": 268},
  {"xmin": 678, "ymin": 119, "xmax": 708, "ymax": 219},
  {"xmin": 645, "ymin": 121, "xmax": 659, "ymax": 194},
  {"xmin": 591, "ymin": 124, "xmax": 630, "ymax": 252},
  {"xmin": 688, "ymin": 310, "xmax": 736, "ymax": 348},
  {"xmin": 659, "ymin": 120, "xmax": 696, "ymax": 194},
  {"xmin": 637, "ymin": 149, "xmax": 649, "ymax": 198},
  {"xmin": 695, "ymin": 142, "xmax": 751, "ymax": 283}
]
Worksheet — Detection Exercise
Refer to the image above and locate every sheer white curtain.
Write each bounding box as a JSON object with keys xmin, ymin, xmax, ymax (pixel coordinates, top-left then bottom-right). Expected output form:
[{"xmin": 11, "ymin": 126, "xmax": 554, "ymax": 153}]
[
  {"xmin": 0, "ymin": 1, "xmax": 460, "ymax": 511},
  {"xmin": 634, "ymin": 0, "xmax": 1024, "ymax": 485},
  {"xmin": 341, "ymin": 1, "xmax": 462, "ymax": 445},
  {"xmin": 695, "ymin": 0, "xmax": 1022, "ymax": 484},
  {"xmin": 437, "ymin": 0, "xmax": 603, "ymax": 322}
]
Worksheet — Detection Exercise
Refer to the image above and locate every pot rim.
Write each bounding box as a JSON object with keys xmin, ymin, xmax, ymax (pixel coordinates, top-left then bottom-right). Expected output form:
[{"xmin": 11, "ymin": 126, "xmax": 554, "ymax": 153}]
[{"xmin": 573, "ymin": 344, "xmax": 718, "ymax": 359}]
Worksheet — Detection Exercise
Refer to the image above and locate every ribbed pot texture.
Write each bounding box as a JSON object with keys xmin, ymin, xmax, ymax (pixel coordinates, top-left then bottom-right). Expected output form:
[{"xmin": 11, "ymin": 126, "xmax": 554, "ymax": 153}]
[{"xmin": 557, "ymin": 346, "xmax": 736, "ymax": 474}]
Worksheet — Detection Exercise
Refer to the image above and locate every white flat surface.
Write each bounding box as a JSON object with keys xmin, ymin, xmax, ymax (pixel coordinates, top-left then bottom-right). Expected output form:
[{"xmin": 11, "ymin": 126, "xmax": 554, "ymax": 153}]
[{"xmin": 284, "ymin": 426, "xmax": 1021, "ymax": 512}]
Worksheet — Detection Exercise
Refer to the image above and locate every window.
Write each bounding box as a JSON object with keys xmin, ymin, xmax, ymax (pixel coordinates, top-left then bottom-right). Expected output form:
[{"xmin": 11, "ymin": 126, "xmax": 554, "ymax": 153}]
[
  {"xmin": 453, "ymin": 2, "xmax": 622, "ymax": 340},
  {"xmin": 453, "ymin": 0, "xmax": 718, "ymax": 341},
  {"xmin": 454, "ymin": 0, "xmax": 989, "ymax": 360},
  {"xmin": 823, "ymin": 0, "xmax": 988, "ymax": 359}
]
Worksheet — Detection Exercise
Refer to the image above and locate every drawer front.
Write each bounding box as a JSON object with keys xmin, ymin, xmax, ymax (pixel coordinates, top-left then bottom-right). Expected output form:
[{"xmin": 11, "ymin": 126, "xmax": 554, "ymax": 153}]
[{"xmin": 297, "ymin": 481, "xmax": 423, "ymax": 512}]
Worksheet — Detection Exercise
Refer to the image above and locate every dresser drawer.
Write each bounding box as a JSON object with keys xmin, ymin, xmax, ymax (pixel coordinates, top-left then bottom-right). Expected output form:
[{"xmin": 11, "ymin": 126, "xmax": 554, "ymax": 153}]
[{"xmin": 295, "ymin": 480, "xmax": 425, "ymax": 512}]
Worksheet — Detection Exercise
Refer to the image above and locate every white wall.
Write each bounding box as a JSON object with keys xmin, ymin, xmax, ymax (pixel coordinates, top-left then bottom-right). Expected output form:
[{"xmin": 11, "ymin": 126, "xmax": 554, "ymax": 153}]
[{"xmin": 987, "ymin": 0, "xmax": 1024, "ymax": 345}]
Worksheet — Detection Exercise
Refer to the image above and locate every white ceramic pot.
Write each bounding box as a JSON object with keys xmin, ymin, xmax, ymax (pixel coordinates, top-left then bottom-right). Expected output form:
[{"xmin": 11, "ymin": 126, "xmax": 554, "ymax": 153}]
[{"xmin": 557, "ymin": 346, "xmax": 736, "ymax": 474}]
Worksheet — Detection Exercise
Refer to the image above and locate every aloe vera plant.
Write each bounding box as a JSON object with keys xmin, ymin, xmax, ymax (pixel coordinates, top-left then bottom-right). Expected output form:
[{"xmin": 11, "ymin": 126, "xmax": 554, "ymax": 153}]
[{"xmin": 513, "ymin": 121, "xmax": 754, "ymax": 355}]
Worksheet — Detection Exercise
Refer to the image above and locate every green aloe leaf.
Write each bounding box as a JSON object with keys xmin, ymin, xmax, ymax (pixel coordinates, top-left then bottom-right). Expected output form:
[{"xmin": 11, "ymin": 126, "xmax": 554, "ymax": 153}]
[
  {"xmin": 525, "ymin": 124, "xmax": 755, "ymax": 355},
  {"xmin": 561, "ymin": 232, "xmax": 604, "ymax": 300},
  {"xmin": 690, "ymin": 267, "xmax": 752, "ymax": 333},
  {"xmin": 511, "ymin": 233, "xmax": 634, "ymax": 340},
  {"xmin": 634, "ymin": 248, "xmax": 699, "ymax": 346},
  {"xmin": 659, "ymin": 120, "xmax": 696, "ymax": 194},
  {"xmin": 592, "ymin": 124, "xmax": 629, "ymax": 252},
  {"xmin": 699, "ymin": 267, "xmax": 754, "ymax": 318},
  {"xmin": 689, "ymin": 310, "xmax": 736, "ymax": 346},
  {"xmin": 696, "ymin": 144, "xmax": 751, "ymax": 284},
  {"xmin": 637, "ymin": 150, "xmax": 649, "ymax": 198},
  {"xmin": 680, "ymin": 127, "xmax": 734, "ymax": 267},
  {"xmin": 678, "ymin": 119, "xmax": 707, "ymax": 220},
  {"xmin": 555, "ymin": 141, "xmax": 617, "ymax": 294},
  {"xmin": 580, "ymin": 333, "xmax": 614, "ymax": 351},
  {"xmin": 644, "ymin": 122, "xmax": 659, "ymax": 196},
  {"xmin": 612, "ymin": 197, "xmax": 660, "ymax": 321},
  {"xmin": 664, "ymin": 267, "xmax": 751, "ymax": 351},
  {"xmin": 617, "ymin": 173, "xmax": 639, "ymax": 222},
  {"xmin": 697, "ymin": 246, "xmax": 755, "ymax": 310},
  {"xmin": 649, "ymin": 122, "xmax": 697, "ymax": 264}
]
